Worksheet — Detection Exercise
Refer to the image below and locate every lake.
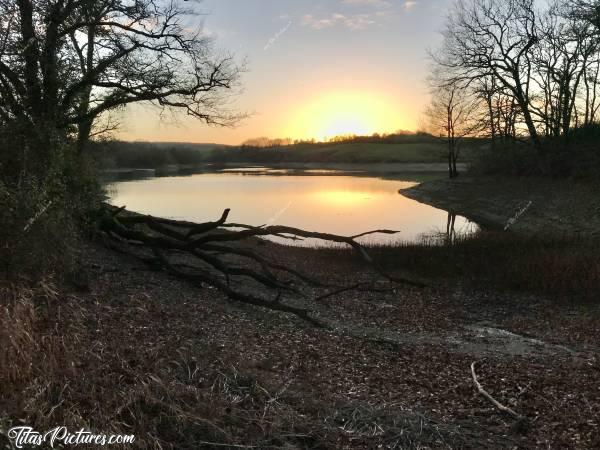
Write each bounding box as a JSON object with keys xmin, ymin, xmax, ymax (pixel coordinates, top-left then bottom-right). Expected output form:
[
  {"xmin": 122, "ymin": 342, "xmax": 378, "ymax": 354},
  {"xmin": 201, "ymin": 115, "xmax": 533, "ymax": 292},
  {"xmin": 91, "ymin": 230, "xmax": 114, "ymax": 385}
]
[{"xmin": 107, "ymin": 167, "xmax": 479, "ymax": 246}]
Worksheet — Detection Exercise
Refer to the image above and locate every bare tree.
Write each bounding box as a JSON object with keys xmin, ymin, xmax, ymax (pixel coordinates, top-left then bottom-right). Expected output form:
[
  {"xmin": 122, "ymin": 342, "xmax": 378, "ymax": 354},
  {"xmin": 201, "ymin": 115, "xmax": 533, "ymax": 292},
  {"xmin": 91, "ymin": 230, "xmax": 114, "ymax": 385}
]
[
  {"xmin": 564, "ymin": 2, "xmax": 600, "ymax": 125},
  {"xmin": 432, "ymin": 0, "xmax": 600, "ymax": 163},
  {"xmin": 568, "ymin": 0, "xmax": 600, "ymax": 32},
  {"xmin": 426, "ymin": 75, "xmax": 482, "ymax": 178},
  {"xmin": 532, "ymin": 4, "xmax": 598, "ymax": 140},
  {"xmin": 435, "ymin": 0, "xmax": 543, "ymax": 151},
  {"xmin": 0, "ymin": 0, "xmax": 241, "ymax": 177}
]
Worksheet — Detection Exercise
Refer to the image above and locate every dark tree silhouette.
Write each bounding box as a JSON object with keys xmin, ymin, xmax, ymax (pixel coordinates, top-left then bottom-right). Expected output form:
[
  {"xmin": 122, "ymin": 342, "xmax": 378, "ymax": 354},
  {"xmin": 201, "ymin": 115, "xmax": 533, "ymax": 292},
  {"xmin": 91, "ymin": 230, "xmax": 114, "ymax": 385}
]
[
  {"xmin": 435, "ymin": 0, "xmax": 543, "ymax": 151},
  {"xmin": 431, "ymin": 0, "xmax": 600, "ymax": 162},
  {"xmin": 0, "ymin": 0, "xmax": 241, "ymax": 176},
  {"xmin": 425, "ymin": 72, "xmax": 482, "ymax": 178}
]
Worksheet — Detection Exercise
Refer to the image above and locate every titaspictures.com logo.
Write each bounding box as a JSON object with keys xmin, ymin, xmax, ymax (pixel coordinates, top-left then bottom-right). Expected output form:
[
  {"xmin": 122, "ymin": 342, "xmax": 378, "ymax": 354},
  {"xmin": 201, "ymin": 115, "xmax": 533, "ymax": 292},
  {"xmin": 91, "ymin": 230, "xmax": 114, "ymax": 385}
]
[{"xmin": 5, "ymin": 426, "xmax": 135, "ymax": 448}]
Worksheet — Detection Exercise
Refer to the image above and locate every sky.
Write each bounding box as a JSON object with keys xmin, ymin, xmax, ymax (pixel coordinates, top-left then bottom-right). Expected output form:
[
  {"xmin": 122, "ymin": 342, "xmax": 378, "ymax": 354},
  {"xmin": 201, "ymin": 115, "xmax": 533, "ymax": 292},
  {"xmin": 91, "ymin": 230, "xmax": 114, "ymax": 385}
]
[{"xmin": 117, "ymin": 0, "xmax": 453, "ymax": 145}]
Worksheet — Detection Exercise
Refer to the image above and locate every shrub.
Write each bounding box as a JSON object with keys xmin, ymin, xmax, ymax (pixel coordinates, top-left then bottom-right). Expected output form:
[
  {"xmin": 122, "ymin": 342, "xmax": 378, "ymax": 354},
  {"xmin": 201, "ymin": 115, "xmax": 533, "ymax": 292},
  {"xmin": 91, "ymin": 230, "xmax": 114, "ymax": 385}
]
[
  {"xmin": 0, "ymin": 178, "xmax": 75, "ymax": 280},
  {"xmin": 472, "ymin": 126, "xmax": 600, "ymax": 178},
  {"xmin": 0, "ymin": 147, "xmax": 103, "ymax": 281}
]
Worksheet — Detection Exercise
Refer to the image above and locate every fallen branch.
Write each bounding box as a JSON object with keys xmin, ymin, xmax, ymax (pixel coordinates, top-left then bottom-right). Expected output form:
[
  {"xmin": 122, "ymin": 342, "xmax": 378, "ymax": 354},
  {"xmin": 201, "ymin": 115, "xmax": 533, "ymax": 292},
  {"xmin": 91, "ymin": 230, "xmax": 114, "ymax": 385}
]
[
  {"xmin": 98, "ymin": 204, "xmax": 425, "ymax": 326},
  {"xmin": 470, "ymin": 362, "xmax": 527, "ymax": 425}
]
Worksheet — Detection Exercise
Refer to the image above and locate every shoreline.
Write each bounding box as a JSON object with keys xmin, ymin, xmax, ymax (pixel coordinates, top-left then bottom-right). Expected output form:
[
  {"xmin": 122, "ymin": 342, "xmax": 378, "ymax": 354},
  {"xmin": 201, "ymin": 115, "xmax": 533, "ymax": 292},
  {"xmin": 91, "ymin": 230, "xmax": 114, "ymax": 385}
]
[
  {"xmin": 401, "ymin": 176, "xmax": 600, "ymax": 236},
  {"xmin": 101, "ymin": 162, "xmax": 468, "ymax": 178}
]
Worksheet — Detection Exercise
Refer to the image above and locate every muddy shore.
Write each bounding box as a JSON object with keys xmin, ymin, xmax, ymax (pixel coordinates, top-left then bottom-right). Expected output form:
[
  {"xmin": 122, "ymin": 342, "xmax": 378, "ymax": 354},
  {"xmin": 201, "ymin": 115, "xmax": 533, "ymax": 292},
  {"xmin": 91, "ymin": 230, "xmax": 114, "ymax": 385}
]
[{"xmin": 401, "ymin": 176, "xmax": 600, "ymax": 235}]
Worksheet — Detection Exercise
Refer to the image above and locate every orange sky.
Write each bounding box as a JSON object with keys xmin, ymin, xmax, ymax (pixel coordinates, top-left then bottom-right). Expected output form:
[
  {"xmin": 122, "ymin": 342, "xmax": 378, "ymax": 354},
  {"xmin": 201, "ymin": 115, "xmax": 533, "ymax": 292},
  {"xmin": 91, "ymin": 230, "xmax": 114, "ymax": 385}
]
[{"xmin": 116, "ymin": 0, "xmax": 451, "ymax": 145}]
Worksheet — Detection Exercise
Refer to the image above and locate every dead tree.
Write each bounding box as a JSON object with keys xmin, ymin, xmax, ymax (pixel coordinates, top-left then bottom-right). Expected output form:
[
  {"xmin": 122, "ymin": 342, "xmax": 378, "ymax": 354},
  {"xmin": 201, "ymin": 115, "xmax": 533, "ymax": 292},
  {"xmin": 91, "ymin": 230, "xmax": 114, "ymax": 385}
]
[
  {"xmin": 425, "ymin": 76, "xmax": 482, "ymax": 178},
  {"xmin": 98, "ymin": 205, "xmax": 426, "ymax": 327}
]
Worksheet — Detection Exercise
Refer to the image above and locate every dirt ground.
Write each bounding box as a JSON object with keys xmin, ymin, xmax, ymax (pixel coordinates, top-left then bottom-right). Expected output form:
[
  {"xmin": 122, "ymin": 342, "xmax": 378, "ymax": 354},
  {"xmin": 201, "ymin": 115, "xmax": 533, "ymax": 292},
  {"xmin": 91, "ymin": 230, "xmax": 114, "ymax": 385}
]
[{"xmin": 3, "ymin": 239, "xmax": 597, "ymax": 449}]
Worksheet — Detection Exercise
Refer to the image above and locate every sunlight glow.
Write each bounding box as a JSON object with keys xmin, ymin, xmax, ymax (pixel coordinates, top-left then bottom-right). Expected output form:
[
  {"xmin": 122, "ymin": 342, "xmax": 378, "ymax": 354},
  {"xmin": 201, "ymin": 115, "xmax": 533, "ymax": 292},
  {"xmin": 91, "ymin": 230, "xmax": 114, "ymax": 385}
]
[
  {"xmin": 314, "ymin": 190, "xmax": 374, "ymax": 206},
  {"xmin": 284, "ymin": 91, "xmax": 407, "ymax": 141}
]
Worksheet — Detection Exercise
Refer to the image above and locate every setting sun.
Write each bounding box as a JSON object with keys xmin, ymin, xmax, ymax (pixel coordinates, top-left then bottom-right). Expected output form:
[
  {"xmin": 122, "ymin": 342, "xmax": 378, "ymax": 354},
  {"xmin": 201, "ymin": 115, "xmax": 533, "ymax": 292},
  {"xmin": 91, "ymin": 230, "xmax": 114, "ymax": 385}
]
[
  {"xmin": 4, "ymin": 0, "xmax": 597, "ymax": 446},
  {"xmin": 284, "ymin": 91, "xmax": 407, "ymax": 141}
]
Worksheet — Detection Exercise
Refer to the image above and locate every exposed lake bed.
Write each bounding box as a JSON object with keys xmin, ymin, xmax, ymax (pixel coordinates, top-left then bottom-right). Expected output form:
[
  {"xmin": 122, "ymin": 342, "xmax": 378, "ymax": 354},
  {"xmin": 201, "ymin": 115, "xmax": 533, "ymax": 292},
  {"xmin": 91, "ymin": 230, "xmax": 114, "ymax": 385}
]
[
  {"xmin": 402, "ymin": 176, "xmax": 600, "ymax": 236},
  {"xmin": 65, "ymin": 226, "xmax": 600, "ymax": 449}
]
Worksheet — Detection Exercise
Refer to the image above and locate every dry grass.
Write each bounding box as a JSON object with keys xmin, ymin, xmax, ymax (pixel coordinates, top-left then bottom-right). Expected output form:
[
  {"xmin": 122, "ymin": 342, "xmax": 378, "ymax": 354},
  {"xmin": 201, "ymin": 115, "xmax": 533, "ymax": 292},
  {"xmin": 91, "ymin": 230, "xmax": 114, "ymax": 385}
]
[
  {"xmin": 0, "ymin": 282, "xmax": 83, "ymax": 443},
  {"xmin": 307, "ymin": 231, "xmax": 600, "ymax": 301},
  {"xmin": 1, "ymin": 280, "xmax": 461, "ymax": 450}
]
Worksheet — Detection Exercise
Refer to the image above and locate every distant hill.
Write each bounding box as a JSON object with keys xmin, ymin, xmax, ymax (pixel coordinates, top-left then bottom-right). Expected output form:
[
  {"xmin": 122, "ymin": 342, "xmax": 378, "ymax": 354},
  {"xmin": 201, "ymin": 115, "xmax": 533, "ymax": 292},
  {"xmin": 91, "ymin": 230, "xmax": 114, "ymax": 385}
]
[
  {"xmin": 92, "ymin": 140, "xmax": 229, "ymax": 169},
  {"xmin": 94, "ymin": 135, "xmax": 481, "ymax": 169},
  {"xmin": 147, "ymin": 142, "xmax": 229, "ymax": 151},
  {"xmin": 208, "ymin": 141, "xmax": 448, "ymax": 164}
]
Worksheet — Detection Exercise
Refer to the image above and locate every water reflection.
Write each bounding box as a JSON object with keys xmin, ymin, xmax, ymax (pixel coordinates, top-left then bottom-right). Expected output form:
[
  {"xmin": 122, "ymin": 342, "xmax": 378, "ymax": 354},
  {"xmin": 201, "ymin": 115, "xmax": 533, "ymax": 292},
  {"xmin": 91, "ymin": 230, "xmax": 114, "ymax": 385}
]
[
  {"xmin": 446, "ymin": 213, "xmax": 457, "ymax": 245},
  {"xmin": 108, "ymin": 172, "xmax": 479, "ymax": 246}
]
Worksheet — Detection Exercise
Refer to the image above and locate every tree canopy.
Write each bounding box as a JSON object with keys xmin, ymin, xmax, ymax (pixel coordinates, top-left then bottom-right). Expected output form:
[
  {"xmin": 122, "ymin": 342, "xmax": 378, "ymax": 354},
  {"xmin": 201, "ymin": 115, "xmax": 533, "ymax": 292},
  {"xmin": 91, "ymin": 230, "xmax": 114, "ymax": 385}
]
[{"xmin": 0, "ymin": 0, "xmax": 241, "ymax": 178}]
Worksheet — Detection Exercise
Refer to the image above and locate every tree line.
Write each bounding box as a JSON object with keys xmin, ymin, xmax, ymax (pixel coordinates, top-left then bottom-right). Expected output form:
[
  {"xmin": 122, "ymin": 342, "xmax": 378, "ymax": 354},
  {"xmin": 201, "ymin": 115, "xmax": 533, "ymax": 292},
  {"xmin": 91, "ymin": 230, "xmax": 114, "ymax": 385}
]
[
  {"xmin": 426, "ymin": 0, "xmax": 600, "ymax": 177},
  {"xmin": 240, "ymin": 132, "xmax": 439, "ymax": 148}
]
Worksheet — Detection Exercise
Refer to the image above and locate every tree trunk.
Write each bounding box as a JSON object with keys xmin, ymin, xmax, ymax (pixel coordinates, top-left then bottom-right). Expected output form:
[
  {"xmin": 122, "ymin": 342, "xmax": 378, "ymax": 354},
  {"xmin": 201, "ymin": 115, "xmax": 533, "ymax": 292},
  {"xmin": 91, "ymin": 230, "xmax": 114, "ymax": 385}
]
[{"xmin": 77, "ymin": 118, "xmax": 93, "ymax": 155}]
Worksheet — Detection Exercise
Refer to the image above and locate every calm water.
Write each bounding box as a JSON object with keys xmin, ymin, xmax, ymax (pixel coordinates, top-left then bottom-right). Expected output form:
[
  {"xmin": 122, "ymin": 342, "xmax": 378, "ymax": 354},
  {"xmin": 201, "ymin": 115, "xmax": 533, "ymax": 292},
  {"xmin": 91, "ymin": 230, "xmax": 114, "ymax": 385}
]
[{"xmin": 107, "ymin": 169, "xmax": 478, "ymax": 246}]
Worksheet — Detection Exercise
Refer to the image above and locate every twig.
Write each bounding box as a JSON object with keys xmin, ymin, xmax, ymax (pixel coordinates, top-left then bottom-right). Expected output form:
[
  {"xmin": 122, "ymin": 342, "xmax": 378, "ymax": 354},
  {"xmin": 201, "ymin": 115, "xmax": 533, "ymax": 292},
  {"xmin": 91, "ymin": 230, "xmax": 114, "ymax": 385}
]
[{"xmin": 470, "ymin": 362, "xmax": 526, "ymax": 422}]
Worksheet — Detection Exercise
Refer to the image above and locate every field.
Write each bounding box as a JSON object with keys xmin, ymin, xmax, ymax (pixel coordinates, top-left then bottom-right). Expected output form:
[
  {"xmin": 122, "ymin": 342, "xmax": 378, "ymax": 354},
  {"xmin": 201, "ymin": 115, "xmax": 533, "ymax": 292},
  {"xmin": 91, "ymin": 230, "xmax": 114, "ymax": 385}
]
[
  {"xmin": 95, "ymin": 137, "xmax": 484, "ymax": 169},
  {"xmin": 208, "ymin": 141, "xmax": 459, "ymax": 164}
]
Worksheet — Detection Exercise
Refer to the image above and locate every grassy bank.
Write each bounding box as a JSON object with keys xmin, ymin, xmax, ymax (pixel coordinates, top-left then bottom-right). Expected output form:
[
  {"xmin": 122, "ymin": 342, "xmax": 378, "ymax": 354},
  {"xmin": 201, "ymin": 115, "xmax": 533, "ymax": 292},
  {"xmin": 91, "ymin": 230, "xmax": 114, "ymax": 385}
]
[
  {"xmin": 93, "ymin": 137, "xmax": 482, "ymax": 169},
  {"xmin": 208, "ymin": 141, "xmax": 450, "ymax": 164},
  {"xmin": 292, "ymin": 230, "xmax": 600, "ymax": 302},
  {"xmin": 392, "ymin": 175, "xmax": 600, "ymax": 300},
  {"xmin": 375, "ymin": 232, "xmax": 600, "ymax": 300}
]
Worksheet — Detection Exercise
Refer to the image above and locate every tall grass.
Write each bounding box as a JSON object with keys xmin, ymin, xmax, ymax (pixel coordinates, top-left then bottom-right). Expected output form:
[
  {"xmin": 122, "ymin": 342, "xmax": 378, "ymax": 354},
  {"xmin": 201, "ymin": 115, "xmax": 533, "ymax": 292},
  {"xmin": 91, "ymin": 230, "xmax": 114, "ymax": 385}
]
[
  {"xmin": 372, "ymin": 232, "xmax": 600, "ymax": 300},
  {"xmin": 311, "ymin": 231, "xmax": 600, "ymax": 301}
]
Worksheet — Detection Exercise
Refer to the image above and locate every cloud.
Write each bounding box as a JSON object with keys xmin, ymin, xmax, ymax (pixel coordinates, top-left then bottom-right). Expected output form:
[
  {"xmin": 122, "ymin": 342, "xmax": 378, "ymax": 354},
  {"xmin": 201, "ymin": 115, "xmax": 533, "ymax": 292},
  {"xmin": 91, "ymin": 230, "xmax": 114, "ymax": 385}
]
[
  {"xmin": 403, "ymin": 1, "xmax": 418, "ymax": 11},
  {"xmin": 343, "ymin": 0, "xmax": 418, "ymax": 13},
  {"xmin": 302, "ymin": 12, "xmax": 376, "ymax": 30},
  {"xmin": 301, "ymin": 0, "xmax": 417, "ymax": 31},
  {"xmin": 341, "ymin": 0, "xmax": 391, "ymax": 6}
]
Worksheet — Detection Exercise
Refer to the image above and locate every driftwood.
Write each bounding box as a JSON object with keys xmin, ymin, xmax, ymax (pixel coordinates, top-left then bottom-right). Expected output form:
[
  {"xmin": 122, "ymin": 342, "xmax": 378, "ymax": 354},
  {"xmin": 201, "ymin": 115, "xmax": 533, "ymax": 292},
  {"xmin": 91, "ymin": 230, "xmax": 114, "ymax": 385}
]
[{"xmin": 98, "ymin": 204, "xmax": 426, "ymax": 326}]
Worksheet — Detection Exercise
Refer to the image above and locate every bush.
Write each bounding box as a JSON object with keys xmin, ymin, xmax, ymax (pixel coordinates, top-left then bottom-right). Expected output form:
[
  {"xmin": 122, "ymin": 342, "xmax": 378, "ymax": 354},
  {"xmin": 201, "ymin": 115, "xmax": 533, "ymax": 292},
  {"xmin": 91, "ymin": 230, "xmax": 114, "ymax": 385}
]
[
  {"xmin": 472, "ymin": 126, "xmax": 600, "ymax": 178},
  {"xmin": 0, "ymin": 178, "xmax": 75, "ymax": 280},
  {"xmin": 471, "ymin": 141, "xmax": 547, "ymax": 176},
  {"xmin": 0, "ymin": 152, "xmax": 103, "ymax": 281}
]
